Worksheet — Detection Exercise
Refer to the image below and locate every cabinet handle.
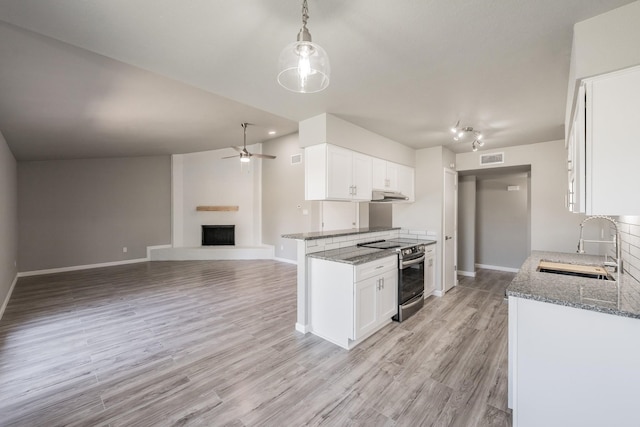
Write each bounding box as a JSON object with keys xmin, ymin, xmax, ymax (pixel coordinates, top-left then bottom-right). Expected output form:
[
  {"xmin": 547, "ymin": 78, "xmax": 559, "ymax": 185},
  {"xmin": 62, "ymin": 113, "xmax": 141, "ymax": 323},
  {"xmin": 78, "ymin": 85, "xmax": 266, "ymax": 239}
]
[
  {"xmin": 381, "ymin": 277, "xmax": 384, "ymax": 289},
  {"xmin": 375, "ymin": 265, "xmax": 384, "ymax": 269}
]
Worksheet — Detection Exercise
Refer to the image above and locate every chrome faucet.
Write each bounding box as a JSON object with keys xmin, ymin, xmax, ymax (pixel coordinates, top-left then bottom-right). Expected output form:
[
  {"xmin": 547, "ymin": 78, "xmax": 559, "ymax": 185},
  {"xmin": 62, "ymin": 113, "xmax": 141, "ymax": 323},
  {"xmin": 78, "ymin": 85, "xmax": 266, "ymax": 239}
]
[{"xmin": 577, "ymin": 215, "xmax": 622, "ymax": 273}]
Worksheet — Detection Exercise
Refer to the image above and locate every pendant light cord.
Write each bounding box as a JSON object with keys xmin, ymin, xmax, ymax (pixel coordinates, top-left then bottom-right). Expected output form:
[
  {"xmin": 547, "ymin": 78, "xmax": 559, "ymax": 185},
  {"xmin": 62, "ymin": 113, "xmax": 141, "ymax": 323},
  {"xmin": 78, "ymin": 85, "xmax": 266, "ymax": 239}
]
[{"xmin": 301, "ymin": 0, "xmax": 309, "ymax": 28}]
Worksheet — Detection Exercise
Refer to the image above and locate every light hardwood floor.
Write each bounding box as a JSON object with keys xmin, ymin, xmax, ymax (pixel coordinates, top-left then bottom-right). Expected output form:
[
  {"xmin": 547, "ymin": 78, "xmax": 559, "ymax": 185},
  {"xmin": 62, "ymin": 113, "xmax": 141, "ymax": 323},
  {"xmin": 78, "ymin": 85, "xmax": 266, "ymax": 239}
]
[{"xmin": 0, "ymin": 261, "xmax": 514, "ymax": 426}]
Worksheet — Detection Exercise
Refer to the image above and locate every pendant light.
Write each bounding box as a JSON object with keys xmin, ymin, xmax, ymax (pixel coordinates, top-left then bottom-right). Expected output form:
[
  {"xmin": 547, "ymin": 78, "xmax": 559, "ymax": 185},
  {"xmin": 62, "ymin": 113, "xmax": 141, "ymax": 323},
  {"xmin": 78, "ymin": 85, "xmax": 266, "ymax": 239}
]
[{"xmin": 277, "ymin": 0, "xmax": 330, "ymax": 93}]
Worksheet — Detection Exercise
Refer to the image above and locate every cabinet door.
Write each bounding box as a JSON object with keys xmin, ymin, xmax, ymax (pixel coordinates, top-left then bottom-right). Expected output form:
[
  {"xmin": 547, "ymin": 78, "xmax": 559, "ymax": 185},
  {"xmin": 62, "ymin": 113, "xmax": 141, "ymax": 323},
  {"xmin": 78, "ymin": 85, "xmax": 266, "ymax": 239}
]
[
  {"xmin": 372, "ymin": 158, "xmax": 387, "ymax": 190},
  {"xmin": 385, "ymin": 162, "xmax": 399, "ymax": 191},
  {"xmin": 326, "ymin": 145, "xmax": 353, "ymax": 200},
  {"xmin": 377, "ymin": 270, "xmax": 398, "ymax": 321},
  {"xmin": 352, "ymin": 152, "xmax": 372, "ymax": 200},
  {"xmin": 587, "ymin": 66, "xmax": 640, "ymax": 214},
  {"xmin": 353, "ymin": 276, "xmax": 378, "ymax": 340},
  {"xmin": 397, "ymin": 164, "xmax": 415, "ymax": 202}
]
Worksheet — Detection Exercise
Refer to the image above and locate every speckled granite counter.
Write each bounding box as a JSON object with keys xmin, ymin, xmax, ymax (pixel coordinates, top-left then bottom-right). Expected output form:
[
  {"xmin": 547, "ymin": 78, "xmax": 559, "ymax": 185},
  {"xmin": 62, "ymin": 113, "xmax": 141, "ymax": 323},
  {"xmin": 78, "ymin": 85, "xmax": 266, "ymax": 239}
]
[
  {"xmin": 282, "ymin": 227, "xmax": 400, "ymax": 241},
  {"xmin": 307, "ymin": 246, "xmax": 397, "ymax": 265},
  {"xmin": 507, "ymin": 251, "xmax": 640, "ymax": 319}
]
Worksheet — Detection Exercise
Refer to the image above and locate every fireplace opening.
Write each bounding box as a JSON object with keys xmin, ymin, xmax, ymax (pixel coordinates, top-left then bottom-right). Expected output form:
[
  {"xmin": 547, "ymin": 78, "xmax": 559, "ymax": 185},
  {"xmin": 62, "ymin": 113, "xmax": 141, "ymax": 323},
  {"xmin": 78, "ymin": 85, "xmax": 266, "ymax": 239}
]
[{"xmin": 202, "ymin": 225, "xmax": 235, "ymax": 246}]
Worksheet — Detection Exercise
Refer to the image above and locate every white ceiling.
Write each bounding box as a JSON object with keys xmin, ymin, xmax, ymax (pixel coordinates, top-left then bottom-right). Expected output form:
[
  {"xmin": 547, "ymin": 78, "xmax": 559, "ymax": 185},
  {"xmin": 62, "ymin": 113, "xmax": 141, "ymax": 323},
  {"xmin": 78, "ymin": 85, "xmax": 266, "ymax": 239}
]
[{"xmin": 0, "ymin": 0, "xmax": 634, "ymax": 161}]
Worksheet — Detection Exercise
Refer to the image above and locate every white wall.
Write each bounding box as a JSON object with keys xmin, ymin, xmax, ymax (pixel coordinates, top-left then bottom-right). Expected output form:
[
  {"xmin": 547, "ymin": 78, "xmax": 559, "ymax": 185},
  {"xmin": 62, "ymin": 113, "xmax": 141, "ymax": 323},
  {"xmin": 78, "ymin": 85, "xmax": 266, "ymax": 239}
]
[
  {"xmin": 173, "ymin": 146, "xmax": 262, "ymax": 248},
  {"xmin": 0, "ymin": 132, "xmax": 18, "ymax": 316},
  {"xmin": 456, "ymin": 140, "xmax": 586, "ymax": 254},
  {"xmin": 566, "ymin": 1, "xmax": 640, "ymax": 135}
]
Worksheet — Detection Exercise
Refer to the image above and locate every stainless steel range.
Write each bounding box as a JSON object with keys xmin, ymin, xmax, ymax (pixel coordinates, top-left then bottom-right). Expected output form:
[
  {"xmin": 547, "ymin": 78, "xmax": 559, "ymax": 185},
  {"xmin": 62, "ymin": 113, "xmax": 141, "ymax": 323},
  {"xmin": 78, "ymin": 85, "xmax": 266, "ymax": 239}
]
[{"xmin": 357, "ymin": 239, "xmax": 427, "ymax": 322}]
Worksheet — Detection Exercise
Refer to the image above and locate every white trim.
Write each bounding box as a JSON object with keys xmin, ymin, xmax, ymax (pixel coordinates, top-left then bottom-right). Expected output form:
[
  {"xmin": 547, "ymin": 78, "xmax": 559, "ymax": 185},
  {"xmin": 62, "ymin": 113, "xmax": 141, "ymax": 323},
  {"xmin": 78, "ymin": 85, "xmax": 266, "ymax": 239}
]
[
  {"xmin": 18, "ymin": 243, "xmax": 173, "ymax": 278},
  {"xmin": 458, "ymin": 270, "xmax": 477, "ymax": 277},
  {"xmin": 18, "ymin": 257, "xmax": 148, "ymax": 277},
  {"xmin": 0, "ymin": 274, "xmax": 19, "ymax": 320},
  {"xmin": 295, "ymin": 322, "xmax": 310, "ymax": 334},
  {"xmin": 273, "ymin": 256, "xmax": 297, "ymax": 265},
  {"xmin": 475, "ymin": 263, "xmax": 520, "ymax": 273},
  {"xmin": 433, "ymin": 290, "xmax": 444, "ymax": 297},
  {"xmin": 147, "ymin": 244, "xmax": 172, "ymax": 259}
]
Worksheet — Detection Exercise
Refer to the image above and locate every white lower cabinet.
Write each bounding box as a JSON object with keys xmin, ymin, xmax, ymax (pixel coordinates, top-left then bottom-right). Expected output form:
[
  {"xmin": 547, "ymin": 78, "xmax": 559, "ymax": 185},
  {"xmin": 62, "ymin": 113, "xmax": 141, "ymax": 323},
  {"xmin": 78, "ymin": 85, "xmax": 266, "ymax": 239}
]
[
  {"xmin": 508, "ymin": 297, "xmax": 640, "ymax": 426},
  {"xmin": 310, "ymin": 255, "xmax": 398, "ymax": 349}
]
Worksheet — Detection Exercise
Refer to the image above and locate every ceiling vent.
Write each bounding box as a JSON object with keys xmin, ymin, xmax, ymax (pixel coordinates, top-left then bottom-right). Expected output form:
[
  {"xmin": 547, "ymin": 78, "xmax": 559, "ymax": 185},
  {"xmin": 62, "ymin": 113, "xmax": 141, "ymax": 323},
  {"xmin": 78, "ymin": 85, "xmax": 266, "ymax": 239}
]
[
  {"xmin": 291, "ymin": 153, "xmax": 302, "ymax": 165},
  {"xmin": 480, "ymin": 152, "xmax": 504, "ymax": 166}
]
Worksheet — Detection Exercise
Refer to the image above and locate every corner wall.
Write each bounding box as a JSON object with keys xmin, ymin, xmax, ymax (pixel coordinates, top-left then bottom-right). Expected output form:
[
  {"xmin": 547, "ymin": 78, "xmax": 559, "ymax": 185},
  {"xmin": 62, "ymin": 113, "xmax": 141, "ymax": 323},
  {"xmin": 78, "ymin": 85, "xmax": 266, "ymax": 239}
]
[
  {"xmin": 617, "ymin": 216, "xmax": 640, "ymax": 281},
  {"xmin": 261, "ymin": 133, "xmax": 320, "ymax": 261},
  {"xmin": 18, "ymin": 156, "xmax": 171, "ymax": 272},
  {"xmin": 0, "ymin": 132, "xmax": 18, "ymax": 316}
]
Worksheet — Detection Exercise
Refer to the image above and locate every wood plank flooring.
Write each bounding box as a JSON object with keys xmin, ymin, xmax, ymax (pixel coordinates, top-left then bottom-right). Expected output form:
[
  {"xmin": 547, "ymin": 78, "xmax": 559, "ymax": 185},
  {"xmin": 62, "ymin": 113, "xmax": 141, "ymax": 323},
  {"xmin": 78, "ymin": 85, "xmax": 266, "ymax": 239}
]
[{"xmin": 0, "ymin": 262, "xmax": 514, "ymax": 426}]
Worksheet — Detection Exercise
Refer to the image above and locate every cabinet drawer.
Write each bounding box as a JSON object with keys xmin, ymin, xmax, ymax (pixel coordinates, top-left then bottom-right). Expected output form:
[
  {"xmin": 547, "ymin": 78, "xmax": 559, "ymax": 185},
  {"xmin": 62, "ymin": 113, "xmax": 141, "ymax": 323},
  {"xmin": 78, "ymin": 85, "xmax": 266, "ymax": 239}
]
[
  {"xmin": 355, "ymin": 255, "xmax": 397, "ymax": 282},
  {"xmin": 424, "ymin": 245, "xmax": 435, "ymax": 255}
]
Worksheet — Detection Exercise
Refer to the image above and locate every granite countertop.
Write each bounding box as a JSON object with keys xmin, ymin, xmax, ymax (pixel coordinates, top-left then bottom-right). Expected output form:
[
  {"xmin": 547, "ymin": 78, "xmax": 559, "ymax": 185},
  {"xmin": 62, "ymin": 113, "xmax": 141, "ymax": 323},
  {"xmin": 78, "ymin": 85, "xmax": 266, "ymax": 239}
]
[
  {"xmin": 307, "ymin": 246, "xmax": 398, "ymax": 265},
  {"xmin": 507, "ymin": 251, "xmax": 640, "ymax": 319},
  {"xmin": 282, "ymin": 227, "xmax": 400, "ymax": 241}
]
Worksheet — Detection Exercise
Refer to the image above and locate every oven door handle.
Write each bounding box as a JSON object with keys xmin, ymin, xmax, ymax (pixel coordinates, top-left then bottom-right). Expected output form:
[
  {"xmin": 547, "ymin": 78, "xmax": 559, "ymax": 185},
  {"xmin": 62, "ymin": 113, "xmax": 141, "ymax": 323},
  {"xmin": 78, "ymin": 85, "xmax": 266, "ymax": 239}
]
[{"xmin": 401, "ymin": 254, "xmax": 426, "ymax": 269}]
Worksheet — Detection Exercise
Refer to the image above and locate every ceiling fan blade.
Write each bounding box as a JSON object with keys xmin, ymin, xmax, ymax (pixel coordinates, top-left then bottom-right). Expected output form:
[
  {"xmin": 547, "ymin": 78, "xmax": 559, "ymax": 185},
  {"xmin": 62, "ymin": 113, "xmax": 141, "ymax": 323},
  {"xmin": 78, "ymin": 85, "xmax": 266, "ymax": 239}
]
[
  {"xmin": 251, "ymin": 153, "xmax": 277, "ymax": 160},
  {"xmin": 221, "ymin": 155, "xmax": 239, "ymax": 159},
  {"xmin": 231, "ymin": 146, "xmax": 243, "ymax": 153}
]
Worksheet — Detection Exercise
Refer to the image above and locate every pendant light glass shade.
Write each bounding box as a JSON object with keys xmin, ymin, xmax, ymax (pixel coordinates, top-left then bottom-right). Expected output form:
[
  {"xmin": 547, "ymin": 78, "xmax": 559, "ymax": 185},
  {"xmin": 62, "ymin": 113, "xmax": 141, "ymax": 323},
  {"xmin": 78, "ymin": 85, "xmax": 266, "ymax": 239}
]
[
  {"xmin": 277, "ymin": 0, "xmax": 330, "ymax": 93},
  {"xmin": 278, "ymin": 41, "xmax": 330, "ymax": 93}
]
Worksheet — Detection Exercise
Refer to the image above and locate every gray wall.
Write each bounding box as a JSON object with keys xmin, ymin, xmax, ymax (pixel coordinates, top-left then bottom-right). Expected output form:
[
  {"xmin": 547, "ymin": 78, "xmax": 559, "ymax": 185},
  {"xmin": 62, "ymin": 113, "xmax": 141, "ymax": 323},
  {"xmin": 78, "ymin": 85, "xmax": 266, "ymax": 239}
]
[
  {"xmin": 0, "ymin": 132, "xmax": 18, "ymax": 312},
  {"xmin": 457, "ymin": 140, "xmax": 587, "ymax": 254},
  {"xmin": 18, "ymin": 156, "xmax": 171, "ymax": 271},
  {"xmin": 457, "ymin": 176, "xmax": 476, "ymax": 274},
  {"xmin": 476, "ymin": 174, "xmax": 530, "ymax": 269},
  {"xmin": 261, "ymin": 133, "xmax": 319, "ymax": 261}
]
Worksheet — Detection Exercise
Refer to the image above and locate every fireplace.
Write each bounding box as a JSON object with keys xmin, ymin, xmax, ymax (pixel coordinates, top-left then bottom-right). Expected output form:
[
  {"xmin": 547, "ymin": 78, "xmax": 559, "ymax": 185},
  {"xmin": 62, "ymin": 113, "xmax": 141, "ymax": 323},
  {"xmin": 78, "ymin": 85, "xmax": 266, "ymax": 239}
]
[{"xmin": 202, "ymin": 225, "xmax": 235, "ymax": 246}]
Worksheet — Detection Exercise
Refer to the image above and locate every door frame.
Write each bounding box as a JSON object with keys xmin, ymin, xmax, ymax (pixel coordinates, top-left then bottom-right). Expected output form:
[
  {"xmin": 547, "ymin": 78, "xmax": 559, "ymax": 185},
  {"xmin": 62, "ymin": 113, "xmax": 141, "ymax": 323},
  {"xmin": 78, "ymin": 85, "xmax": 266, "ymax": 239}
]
[{"xmin": 441, "ymin": 167, "xmax": 458, "ymax": 294}]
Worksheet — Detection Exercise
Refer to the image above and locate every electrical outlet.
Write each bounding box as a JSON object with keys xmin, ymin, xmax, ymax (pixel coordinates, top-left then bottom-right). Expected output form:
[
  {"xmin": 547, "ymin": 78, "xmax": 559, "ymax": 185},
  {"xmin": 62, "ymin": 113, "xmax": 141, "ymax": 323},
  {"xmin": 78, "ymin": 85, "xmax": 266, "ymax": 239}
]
[{"xmin": 123, "ymin": 247, "xmax": 128, "ymax": 253}]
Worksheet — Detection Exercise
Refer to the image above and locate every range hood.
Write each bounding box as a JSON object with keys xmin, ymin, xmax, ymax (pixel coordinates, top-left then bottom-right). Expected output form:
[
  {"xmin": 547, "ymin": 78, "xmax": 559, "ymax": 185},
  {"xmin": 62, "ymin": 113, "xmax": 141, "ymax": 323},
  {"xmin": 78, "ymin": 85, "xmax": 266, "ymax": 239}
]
[{"xmin": 371, "ymin": 190, "xmax": 409, "ymax": 202}]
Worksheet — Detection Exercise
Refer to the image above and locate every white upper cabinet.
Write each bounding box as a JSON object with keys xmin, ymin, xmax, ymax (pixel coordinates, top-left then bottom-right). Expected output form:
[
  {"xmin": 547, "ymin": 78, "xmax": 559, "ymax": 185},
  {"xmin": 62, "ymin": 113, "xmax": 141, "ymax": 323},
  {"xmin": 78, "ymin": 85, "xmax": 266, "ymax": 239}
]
[
  {"xmin": 396, "ymin": 164, "xmax": 415, "ymax": 202},
  {"xmin": 372, "ymin": 158, "xmax": 399, "ymax": 191},
  {"xmin": 305, "ymin": 144, "xmax": 372, "ymax": 201},
  {"xmin": 567, "ymin": 65, "xmax": 640, "ymax": 215}
]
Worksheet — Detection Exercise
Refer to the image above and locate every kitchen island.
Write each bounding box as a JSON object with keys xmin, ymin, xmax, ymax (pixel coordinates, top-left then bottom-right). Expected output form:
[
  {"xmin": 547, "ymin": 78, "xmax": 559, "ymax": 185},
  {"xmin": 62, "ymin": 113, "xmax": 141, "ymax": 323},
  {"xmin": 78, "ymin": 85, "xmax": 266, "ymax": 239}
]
[
  {"xmin": 507, "ymin": 251, "xmax": 640, "ymax": 427},
  {"xmin": 283, "ymin": 227, "xmax": 435, "ymax": 337}
]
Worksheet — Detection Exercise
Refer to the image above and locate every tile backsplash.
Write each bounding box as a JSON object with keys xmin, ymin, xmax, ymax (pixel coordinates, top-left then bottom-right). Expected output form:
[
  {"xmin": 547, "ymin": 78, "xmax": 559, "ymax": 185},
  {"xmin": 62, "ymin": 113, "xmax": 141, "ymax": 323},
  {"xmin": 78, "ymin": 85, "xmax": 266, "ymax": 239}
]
[{"xmin": 617, "ymin": 216, "xmax": 640, "ymax": 281}]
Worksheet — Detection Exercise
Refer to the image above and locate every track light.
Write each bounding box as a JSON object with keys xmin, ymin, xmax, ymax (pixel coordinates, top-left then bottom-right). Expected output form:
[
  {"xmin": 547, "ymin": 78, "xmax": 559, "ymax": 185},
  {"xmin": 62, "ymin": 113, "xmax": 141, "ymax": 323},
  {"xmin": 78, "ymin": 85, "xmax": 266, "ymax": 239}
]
[{"xmin": 450, "ymin": 121, "xmax": 485, "ymax": 151}]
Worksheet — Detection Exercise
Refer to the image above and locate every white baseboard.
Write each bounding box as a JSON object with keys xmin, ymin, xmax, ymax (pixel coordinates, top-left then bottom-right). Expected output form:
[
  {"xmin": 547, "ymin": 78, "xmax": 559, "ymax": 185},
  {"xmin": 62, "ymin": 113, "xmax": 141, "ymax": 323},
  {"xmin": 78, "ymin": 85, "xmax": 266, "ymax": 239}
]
[
  {"xmin": 433, "ymin": 290, "xmax": 444, "ymax": 297},
  {"xmin": 458, "ymin": 270, "xmax": 476, "ymax": 277},
  {"xmin": 295, "ymin": 323, "xmax": 310, "ymax": 334},
  {"xmin": 475, "ymin": 263, "xmax": 520, "ymax": 273},
  {"xmin": 273, "ymin": 256, "xmax": 297, "ymax": 265},
  {"xmin": 18, "ymin": 243, "xmax": 173, "ymax": 278},
  {"xmin": 18, "ymin": 257, "xmax": 149, "ymax": 277},
  {"xmin": 150, "ymin": 245, "xmax": 275, "ymax": 261},
  {"xmin": 0, "ymin": 273, "xmax": 19, "ymax": 321}
]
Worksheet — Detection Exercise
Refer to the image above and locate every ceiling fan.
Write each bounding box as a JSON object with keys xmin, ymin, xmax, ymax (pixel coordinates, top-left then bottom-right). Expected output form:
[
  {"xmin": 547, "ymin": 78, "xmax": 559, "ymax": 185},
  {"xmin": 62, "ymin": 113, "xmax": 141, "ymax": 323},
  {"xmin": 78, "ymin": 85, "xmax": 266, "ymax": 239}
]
[{"xmin": 222, "ymin": 123, "xmax": 276, "ymax": 162}]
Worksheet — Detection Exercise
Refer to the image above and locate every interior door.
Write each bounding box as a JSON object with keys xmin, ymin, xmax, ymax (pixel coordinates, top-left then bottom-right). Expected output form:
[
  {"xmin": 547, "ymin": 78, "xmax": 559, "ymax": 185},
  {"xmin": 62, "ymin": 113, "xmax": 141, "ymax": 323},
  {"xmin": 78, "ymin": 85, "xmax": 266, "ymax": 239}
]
[{"xmin": 443, "ymin": 168, "xmax": 458, "ymax": 293}]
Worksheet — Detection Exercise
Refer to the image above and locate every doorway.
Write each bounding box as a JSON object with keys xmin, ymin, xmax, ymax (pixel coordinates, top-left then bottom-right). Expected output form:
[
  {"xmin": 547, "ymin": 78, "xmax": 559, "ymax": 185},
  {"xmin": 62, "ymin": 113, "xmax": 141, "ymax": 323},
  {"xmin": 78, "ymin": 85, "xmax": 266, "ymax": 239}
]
[{"xmin": 457, "ymin": 166, "xmax": 531, "ymax": 276}]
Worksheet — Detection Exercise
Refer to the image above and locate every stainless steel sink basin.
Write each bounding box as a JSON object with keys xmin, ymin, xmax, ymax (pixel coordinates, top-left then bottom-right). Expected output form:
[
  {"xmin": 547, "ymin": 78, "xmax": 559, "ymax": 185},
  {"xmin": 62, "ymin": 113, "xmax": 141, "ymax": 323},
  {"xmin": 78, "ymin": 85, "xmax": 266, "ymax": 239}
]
[{"xmin": 537, "ymin": 260, "xmax": 614, "ymax": 281}]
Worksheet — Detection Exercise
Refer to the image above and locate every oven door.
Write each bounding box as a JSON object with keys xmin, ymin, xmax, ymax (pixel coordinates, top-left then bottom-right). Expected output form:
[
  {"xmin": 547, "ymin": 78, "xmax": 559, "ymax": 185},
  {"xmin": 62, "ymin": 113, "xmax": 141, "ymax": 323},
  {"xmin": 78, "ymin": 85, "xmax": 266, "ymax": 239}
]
[{"xmin": 398, "ymin": 253, "xmax": 426, "ymax": 304}]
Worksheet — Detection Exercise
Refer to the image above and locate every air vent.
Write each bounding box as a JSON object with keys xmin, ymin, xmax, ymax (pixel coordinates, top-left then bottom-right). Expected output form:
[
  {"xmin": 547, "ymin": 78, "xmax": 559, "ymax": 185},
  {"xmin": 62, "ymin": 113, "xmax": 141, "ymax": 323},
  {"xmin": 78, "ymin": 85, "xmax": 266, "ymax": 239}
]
[
  {"xmin": 291, "ymin": 153, "xmax": 302, "ymax": 165},
  {"xmin": 480, "ymin": 152, "xmax": 504, "ymax": 166}
]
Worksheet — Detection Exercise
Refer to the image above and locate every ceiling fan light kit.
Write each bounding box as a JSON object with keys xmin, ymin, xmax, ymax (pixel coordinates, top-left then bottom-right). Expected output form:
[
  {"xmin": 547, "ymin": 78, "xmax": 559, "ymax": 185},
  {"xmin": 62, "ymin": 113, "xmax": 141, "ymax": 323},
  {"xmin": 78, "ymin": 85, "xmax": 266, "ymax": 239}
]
[
  {"xmin": 450, "ymin": 121, "xmax": 485, "ymax": 151},
  {"xmin": 221, "ymin": 123, "xmax": 277, "ymax": 162},
  {"xmin": 277, "ymin": 0, "xmax": 330, "ymax": 93}
]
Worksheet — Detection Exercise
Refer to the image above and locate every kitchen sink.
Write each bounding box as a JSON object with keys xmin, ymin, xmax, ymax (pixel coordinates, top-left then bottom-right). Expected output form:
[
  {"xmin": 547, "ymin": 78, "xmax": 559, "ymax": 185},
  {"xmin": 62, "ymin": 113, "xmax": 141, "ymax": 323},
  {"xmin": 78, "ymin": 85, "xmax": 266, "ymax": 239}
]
[{"xmin": 537, "ymin": 260, "xmax": 614, "ymax": 281}]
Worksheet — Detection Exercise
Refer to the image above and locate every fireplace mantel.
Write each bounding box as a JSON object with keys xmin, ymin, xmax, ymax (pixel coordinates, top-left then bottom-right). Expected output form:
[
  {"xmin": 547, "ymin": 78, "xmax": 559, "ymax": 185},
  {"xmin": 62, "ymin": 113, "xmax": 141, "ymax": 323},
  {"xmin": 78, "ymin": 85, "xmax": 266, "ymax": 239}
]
[{"xmin": 196, "ymin": 206, "xmax": 239, "ymax": 212}]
